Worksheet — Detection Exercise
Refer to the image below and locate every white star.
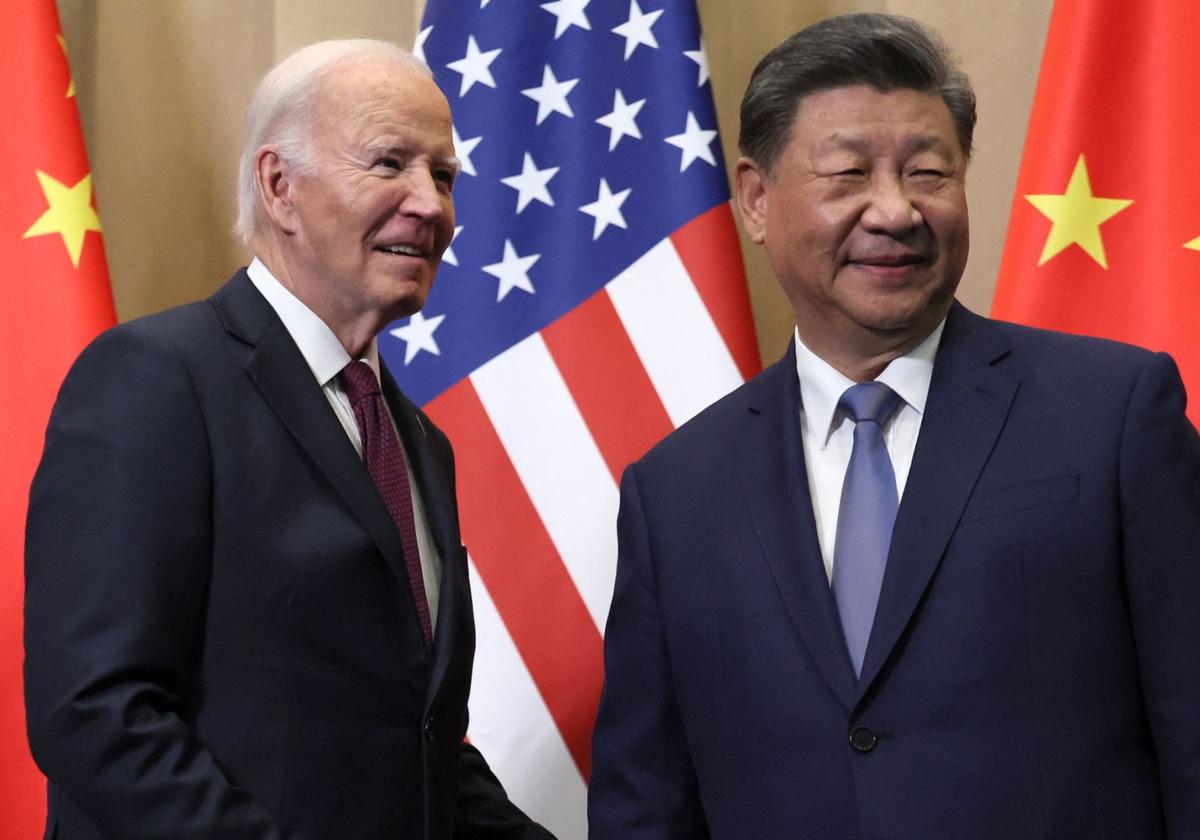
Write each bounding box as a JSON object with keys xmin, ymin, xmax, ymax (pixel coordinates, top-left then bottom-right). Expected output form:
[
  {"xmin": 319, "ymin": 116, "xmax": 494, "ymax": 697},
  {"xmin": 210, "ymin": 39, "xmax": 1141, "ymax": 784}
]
[
  {"xmin": 453, "ymin": 126, "xmax": 482, "ymax": 177},
  {"xmin": 482, "ymin": 239, "xmax": 540, "ymax": 302},
  {"xmin": 612, "ymin": 0, "xmax": 663, "ymax": 60},
  {"xmin": 579, "ymin": 178, "xmax": 631, "ymax": 240},
  {"xmin": 521, "ymin": 65, "xmax": 579, "ymax": 126},
  {"xmin": 480, "ymin": 0, "xmax": 491, "ymax": 7},
  {"xmin": 445, "ymin": 36, "xmax": 502, "ymax": 97},
  {"xmin": 541, "ymin": 0, "xmax": 591, "ymax": 38},
  {"xmin": 595, "ymin": 89, "xmax": 646, "ymax": 151},
  {"xmin": 443, "ymin": 225, "xmax": 464, "ymax": 266},
  {"xmin": 684, "ymin": 43, "xmax": 709, "ymax": 86},
  {"xmin": 500, "ymin": 153, "xmax": 559, "ymax": 213},
  {"xmin": 390, "ymin": 312, "xmax": 445, "ymax": 364},
  {"xmin": 664, "ymin": 111, "xmax": 717, "ymax": 172},
  {"xmin": 413, "ymin": 26, "xmax": 433, "ymax": 64}
]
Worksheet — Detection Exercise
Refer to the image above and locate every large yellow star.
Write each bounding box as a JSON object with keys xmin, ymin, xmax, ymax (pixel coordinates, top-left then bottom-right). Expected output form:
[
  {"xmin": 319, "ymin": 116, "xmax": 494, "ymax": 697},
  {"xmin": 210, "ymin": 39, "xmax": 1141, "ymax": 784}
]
[
  {"xmin": 23, "ymin": 170, "xmax": 102, "ymax": 268},
  {"xmin": 1186, "ymin": 235, "xmax": 1200, "ymax": 252},
  {"xmin": 57, "ymin": 34, "xmax": 75, "ymax": 98},
  {"xmin": 1025, "ymin": 155, "xmax": 1133, "ymax": 269}
]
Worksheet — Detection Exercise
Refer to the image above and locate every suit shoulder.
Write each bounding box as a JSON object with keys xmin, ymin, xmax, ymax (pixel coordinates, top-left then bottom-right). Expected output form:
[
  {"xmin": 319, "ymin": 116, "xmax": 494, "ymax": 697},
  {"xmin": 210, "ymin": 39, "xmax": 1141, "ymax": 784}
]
[
  {"xmin": 982, "ymin": 314, "xmax": 1161, "ymax": 373},
  {"xmin": 957, "ymin": 309, "xmax": 1186, "ymax": 421},
  {"xmin": 79, "ymin": 300, "xmax": 221, "ymax": 362},
  {"xmin": 66, "ymin": 301, "xmax": 222, "ymax": 385}
]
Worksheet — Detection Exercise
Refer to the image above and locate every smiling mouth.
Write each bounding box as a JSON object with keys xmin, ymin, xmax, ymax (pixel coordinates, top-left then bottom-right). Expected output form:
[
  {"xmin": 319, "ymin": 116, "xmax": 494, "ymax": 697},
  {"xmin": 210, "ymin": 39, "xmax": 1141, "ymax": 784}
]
[{"xmin": 375, "ymin": 244, "xmax": 426, "ymax": 258}]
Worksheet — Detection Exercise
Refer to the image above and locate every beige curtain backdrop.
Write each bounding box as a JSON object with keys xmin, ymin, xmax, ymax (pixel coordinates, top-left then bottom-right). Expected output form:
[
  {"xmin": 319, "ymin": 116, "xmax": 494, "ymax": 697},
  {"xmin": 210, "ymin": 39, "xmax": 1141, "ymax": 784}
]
[{"xmin": 58, "ymin": 0, "xmax": 1053, "ymax": 364}]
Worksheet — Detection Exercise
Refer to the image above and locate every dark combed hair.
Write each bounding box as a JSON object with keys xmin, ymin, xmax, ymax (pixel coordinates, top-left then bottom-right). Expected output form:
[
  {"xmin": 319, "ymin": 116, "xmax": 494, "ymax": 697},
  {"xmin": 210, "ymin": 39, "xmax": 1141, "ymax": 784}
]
[{"xmin": 739, "ymin": 13, "xmax": 977, "ymax": 173}]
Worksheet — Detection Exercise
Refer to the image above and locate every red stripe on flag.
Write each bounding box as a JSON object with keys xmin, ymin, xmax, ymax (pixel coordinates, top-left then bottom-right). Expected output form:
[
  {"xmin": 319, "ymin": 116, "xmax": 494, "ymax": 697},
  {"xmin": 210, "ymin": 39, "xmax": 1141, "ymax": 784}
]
[
  {"xmin": 671, "ymin": 203, "xmax": 762, "ymax": 380},
  {"xmin": 426, "ymin": 380, "xmax": 603, "ymax": 780},
  {"xmin": 542, "ymin": 291, "xmax": 674, "ymax": 482}
]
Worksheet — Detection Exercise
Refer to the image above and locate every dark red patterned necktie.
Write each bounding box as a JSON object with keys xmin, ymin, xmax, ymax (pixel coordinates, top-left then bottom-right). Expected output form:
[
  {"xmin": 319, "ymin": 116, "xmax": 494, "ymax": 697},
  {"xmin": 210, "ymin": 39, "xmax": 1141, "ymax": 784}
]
[{"xmin": 340, "ymin": 360, "xmax": 433, "ymax": 646}]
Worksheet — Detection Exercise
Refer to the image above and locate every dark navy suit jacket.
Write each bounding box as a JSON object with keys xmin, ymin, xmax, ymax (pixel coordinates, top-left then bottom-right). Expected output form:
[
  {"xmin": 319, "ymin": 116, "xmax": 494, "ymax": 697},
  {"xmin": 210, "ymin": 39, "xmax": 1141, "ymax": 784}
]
[
  {"xmin": 25, "ymin": 271, "xmax": 551, "ymax": 840},
  {"xmin": 589, "ymin": 303, "xmax": 1200, "ymax": 839}
]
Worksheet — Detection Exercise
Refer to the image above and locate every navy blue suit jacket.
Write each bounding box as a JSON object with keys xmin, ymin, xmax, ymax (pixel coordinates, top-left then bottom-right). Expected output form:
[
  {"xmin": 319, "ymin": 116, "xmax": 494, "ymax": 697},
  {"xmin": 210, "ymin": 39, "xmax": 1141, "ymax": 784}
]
[
  {"xmin": 590, "ymin": 303, "xmax": 1200, "ymax": 839},
  {"xmin": 25, "ymin": 271, "xmax": 551, "ymax": 839}
]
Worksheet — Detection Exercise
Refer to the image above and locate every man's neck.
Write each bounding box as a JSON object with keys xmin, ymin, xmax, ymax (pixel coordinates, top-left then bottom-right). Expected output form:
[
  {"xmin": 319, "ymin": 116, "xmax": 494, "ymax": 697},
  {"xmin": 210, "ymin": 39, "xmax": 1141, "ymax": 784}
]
[{"xmin": 251, "ymin": 236, "xmax": 381, "ymax": 359}]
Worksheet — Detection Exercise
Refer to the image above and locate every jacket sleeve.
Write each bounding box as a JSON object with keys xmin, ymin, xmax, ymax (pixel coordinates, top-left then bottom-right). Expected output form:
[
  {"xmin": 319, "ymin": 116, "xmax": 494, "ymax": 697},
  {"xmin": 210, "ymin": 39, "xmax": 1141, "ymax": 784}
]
[
  {"xmin": 24, "ymin": 326, "xmax": 282, "ymax": 839},
  {"xmin": 1118, "ymin": 351, "xmax": 1200, "ymax": 832},
  {"xmin": 587, "ymin": 464, "xmax": 710, "ymax": 839},
  {"xmin": 452, "ymin": 743, "xmax": 558, "ymax": 839}
]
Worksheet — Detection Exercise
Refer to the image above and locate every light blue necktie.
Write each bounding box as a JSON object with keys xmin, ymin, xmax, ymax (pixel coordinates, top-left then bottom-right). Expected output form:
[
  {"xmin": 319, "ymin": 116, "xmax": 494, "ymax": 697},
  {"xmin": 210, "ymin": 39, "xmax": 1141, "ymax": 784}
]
[{"xmin": 831, "ymin": 381, "xmax": 904, "ymax": 677}]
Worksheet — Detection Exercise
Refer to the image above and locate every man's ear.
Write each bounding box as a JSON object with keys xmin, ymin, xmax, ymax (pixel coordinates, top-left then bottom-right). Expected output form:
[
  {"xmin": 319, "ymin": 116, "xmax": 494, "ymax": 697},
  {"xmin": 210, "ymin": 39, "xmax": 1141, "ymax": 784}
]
[
  {"xmin": 734, "ymin": 157, "xmax": 769, "ymax": 245},
  {"xmin": 256, "ymin": 147, "xmax": 300, "ymax": 235}
]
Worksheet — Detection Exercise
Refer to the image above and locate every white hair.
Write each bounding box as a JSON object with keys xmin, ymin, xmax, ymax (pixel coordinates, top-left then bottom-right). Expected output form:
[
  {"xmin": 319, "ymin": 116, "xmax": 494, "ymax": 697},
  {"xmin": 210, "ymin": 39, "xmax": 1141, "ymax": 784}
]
[{"xmin": 234, "ymin": 39, "xmax": 431, "ymax": 245}]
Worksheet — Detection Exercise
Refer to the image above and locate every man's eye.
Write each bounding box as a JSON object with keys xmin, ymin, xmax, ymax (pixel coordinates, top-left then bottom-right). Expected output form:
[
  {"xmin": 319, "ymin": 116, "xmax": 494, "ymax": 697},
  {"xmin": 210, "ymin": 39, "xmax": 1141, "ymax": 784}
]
[
  {"xmin": 375, "ymin": 157, "xmax": 402, "ymax": 170},
  {"xmin": 433, "ymin": 169, "xmax": 456, "ymax": 190},
  {"xmin": 910, "ymin": 169, "xmax": 945, "ymax": 178}
]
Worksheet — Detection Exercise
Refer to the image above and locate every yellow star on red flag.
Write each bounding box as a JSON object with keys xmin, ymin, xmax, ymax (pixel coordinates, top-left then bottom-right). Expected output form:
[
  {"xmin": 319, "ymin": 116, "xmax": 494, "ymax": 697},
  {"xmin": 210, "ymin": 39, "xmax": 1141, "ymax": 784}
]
[
  {"xmin": 1025, "ymin": 155, "xmax": 1133, "ymax": 269},
  {"xmin": 1185, "ymin": 235, "xmax": 1200, "ymax": 252},
  {"xmin": 22, "ymin": 170, "xmax": 102, "ymax": 268}
]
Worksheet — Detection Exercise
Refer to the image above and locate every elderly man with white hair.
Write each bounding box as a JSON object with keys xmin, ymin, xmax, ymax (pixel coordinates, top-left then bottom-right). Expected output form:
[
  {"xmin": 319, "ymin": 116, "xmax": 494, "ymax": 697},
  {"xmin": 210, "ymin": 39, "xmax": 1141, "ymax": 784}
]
[{"xmin": 24, "ymin": 39, "xmax": 554, "ymax": 840}]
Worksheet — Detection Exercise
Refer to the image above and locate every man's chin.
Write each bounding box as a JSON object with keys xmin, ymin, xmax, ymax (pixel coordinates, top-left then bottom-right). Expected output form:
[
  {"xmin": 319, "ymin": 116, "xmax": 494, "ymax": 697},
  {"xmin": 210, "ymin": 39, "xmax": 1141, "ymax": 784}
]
[
  {"xmin": 387, "ymin": 292, "xmax": 432, "ymax": 324},
  {"xmin": 847, "ymin": 303, "xmax": 949, "ymax": 352}
]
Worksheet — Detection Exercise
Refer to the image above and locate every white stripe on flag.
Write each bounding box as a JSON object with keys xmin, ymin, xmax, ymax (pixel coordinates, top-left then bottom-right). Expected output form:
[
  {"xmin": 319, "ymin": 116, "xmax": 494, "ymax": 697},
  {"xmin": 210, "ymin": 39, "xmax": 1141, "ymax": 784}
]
[
  {"xmin": 606, "ymin": 238, "xmax": 744, "ymax": 427},
  {"xmin": 470, "ymin": 334, "xmax": 619, "ymax": 631},
  {"xmin": 466, "ymin": 557, "xmax": 588, "ymax": 840}
]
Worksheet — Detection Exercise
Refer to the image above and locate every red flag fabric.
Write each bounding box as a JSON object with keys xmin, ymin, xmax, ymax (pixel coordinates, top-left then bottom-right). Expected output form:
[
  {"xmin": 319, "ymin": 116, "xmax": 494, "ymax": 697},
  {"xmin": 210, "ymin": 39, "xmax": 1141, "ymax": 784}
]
[
  {"xmin": 0, "ymin": 2, "xmax": 116, "ymax": 833},
  {"xmin": 993, "ymin": 0, "xmax": 1200, "ymax": 426}
]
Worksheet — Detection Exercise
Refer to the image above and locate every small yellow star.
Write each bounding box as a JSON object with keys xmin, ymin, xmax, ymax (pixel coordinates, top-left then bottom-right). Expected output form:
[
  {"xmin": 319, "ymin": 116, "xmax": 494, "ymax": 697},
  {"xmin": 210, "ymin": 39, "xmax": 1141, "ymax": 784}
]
[
  {"xmin": 23, "ymin": 170, "xmax": 102, "ymax": 268},
  {"xmin": 57, "ymin": 34, "xmax": 75, "ymax": 98},
  {"xmin": 1025, "ymin": 155, "xmax": 1133, "ymax": 269},
  {"xmin": 1186, "ymin": 235, "xmax": 1200, "ymax": 252}
]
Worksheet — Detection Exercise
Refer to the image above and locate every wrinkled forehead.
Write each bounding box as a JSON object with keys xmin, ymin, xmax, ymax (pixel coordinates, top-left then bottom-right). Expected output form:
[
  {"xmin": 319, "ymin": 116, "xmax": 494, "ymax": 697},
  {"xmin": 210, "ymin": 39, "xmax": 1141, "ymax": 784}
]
[{"xmin": 790, "ymin": 85, "xmax": 958, "ymax": 148}]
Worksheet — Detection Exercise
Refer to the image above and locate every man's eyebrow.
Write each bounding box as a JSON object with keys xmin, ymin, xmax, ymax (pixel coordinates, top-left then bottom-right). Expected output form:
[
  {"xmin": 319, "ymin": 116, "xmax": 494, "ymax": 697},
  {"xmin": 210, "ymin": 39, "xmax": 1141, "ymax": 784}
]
[
  {"xmin": 906, "ymin": 135, "xmax": 954, "ymax": 154},
  {"xmin": 362, "ymin": 143, "xmax": 462, "ymax": 173},
  {"xmin": 814, "ymin": 133, "xmax": 872, "ymax": 155}
]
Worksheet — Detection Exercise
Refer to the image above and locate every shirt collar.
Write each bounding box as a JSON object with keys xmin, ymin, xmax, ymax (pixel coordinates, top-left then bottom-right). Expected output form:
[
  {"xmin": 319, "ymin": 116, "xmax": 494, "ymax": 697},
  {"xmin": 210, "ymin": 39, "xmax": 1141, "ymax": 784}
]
[
  {"xmin": 246, "ymin": 257, "xmax": 379, "ymax": 386},
  {"xmin": 793, "ymin": 318, "xmax": 945, "ymax": 449}
]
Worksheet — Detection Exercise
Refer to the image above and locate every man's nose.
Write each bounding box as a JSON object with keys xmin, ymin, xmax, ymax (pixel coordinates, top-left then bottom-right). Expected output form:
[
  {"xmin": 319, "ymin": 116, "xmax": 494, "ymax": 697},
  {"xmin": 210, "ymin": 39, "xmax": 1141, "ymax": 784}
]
[
  {"xmin": 400, "ymin": 170, "xmax": 447, "ymax": 220},
  {"xmin": 860, "ymin": 175, "xmax": 922, "ymax": 235}
]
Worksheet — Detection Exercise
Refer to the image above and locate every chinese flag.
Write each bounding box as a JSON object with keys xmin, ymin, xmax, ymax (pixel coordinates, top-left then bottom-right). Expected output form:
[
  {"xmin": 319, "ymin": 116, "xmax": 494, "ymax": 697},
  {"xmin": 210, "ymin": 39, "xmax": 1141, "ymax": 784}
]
[
  {"xmin": 993, "ymin": 0, "xmax": 1200, "ymax": 427},
  {"xmin": 0, "ymin": 1, "xmax": 116, "ymax": 833}
]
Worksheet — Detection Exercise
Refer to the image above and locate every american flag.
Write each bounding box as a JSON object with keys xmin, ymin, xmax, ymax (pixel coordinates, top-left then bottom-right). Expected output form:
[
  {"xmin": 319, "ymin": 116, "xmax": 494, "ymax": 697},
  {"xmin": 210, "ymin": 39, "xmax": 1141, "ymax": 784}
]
[{"xmin": 381, "ymin": 1, "xmax": 759, "ymax": 835}]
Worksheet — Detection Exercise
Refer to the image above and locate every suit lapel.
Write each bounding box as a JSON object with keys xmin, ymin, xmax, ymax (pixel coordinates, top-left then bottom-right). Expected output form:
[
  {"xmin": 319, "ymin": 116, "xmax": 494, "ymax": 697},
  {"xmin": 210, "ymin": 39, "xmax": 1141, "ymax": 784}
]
[
  {"xmin": 382, "ymin": 367, "xmax": 459, "ymax": 560},
  {"xmin": 210, "ymin": 273, "xmax": 412, "ymax": 593},
  {"xmin": 380, "ymin": 365, "xmax": 462, "ymax": 705},
  {"xmin": 736, "ymin": 347, "xmax": 858, "ymax": 709},
  {"xmin": 856, "ymin": 305, "xmax": 1019, "ymax": 696}
]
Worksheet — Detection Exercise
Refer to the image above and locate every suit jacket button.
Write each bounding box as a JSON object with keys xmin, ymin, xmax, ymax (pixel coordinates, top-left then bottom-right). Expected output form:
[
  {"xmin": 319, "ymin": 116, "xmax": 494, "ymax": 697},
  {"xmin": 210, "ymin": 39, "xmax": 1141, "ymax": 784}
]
[
  {"xmin": 849, "ymin": 726, "xmax": 878, "ymax": 753},
  {"xmin": 424, "ymin": 716, "xmax": 436, "ymax": 742}
]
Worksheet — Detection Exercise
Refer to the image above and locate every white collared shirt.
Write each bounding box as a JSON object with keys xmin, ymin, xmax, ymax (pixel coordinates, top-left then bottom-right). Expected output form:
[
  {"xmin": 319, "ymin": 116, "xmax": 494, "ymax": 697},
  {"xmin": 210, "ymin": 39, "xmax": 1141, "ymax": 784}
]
[
  {"xmin": 794, "ymin": 320, "xmax": 945, "ymax": 583},
  {"xmin": 247, "ymin": 258, "xmax": 441, "ymax": 630}
]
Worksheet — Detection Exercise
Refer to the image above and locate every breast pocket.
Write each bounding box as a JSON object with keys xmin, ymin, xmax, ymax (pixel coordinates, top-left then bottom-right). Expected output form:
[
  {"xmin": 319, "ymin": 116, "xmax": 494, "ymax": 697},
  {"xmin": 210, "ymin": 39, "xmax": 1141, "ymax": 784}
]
[{"xmin": 961, "ymin": 473, "xmax": 1079, "ymax": 524}]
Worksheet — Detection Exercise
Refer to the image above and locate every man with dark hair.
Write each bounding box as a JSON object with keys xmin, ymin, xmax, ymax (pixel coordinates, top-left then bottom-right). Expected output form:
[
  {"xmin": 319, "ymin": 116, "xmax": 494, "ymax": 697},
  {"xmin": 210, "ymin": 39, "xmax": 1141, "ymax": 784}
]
[
  {"xmin": 589, "ymin": 13, "xmax": 1200, "ymax": 839},
  {"xmin": 25, "ymin": 40, "xmax": 554, "ymax": 840}
]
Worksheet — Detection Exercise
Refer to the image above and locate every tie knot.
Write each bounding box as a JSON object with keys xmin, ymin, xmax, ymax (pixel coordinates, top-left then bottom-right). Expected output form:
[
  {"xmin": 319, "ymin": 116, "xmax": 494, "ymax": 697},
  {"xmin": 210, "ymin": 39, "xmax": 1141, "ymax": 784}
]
[
  {"xmin": 839, "ymin": 381, "xmax": 903, "ymax": 426},
  {"xmin": 340, "ymin": 360, "xmax": 381, "ymax": 402}
]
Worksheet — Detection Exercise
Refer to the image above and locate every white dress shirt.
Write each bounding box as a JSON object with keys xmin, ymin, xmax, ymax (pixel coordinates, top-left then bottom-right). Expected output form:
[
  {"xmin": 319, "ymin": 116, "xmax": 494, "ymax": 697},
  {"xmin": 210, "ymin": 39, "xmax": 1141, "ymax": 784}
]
[
  {"xmin": 794, "ymin": 320, "xmax": 945, "ymax": 582},
  {"xmin": 247, "ymin": 258, "xmax": 441, "ymax": 629}
]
